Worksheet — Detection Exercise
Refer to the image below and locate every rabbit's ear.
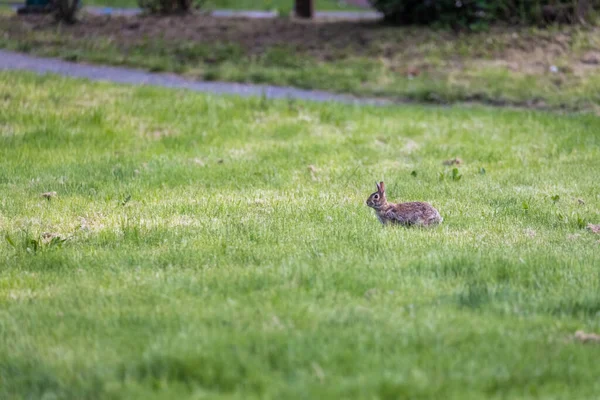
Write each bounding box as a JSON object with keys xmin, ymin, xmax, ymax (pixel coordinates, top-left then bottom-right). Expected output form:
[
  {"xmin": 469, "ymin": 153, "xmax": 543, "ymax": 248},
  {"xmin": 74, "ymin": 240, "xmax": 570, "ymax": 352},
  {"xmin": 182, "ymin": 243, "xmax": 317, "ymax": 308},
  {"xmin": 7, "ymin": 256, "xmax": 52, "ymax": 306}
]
[{"xmin": 378, "ymin": 181, "xmax": 385, "ymax": 193}]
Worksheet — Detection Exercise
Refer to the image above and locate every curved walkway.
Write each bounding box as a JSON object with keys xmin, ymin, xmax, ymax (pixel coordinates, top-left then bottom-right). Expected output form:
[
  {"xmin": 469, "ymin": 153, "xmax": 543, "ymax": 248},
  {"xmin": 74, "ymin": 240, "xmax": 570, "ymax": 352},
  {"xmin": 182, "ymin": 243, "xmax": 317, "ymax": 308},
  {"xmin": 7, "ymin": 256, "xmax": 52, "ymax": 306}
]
[
  {"xmin": 8, "ymin": 5, "xmax": 381, "ymax": 20},
  {"xmin": 84, "ymin": 7, "xmax": 382, "ymax": 20},
  {"xmin": 0, "ymin": 49, "xmax": 392, "ymax": 106}
]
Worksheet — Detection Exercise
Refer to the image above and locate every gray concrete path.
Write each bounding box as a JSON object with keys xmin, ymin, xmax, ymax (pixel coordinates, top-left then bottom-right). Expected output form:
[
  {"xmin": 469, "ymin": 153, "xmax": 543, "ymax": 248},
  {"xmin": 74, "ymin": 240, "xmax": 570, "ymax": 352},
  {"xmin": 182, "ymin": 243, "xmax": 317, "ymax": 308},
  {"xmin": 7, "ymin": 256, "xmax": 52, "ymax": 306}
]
[
  {"xmin": 0, "ymin": 49, "xmax": 392, "ymax": 106},
  {"xmin": 83, "ymin": 7, "xmax": 381, "ymax": 20},
  {"xmin": 7, "ymin": 4, "xmax": 381, "ymax": 20}
]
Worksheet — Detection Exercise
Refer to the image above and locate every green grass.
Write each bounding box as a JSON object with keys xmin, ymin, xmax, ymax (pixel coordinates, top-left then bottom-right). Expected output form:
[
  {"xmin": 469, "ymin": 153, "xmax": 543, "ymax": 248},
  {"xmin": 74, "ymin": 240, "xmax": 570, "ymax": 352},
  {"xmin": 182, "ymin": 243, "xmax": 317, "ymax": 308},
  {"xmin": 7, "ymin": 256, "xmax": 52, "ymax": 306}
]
[{"xmin": 1, "ymin": 71, "xmax": 600, "ymax": 399}]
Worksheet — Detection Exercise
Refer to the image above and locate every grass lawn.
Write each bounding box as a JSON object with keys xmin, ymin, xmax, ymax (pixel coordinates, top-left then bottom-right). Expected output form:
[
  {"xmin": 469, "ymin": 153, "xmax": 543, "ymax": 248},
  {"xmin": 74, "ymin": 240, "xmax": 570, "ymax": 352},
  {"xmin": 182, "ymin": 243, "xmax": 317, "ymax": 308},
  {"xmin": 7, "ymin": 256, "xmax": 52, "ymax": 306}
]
[
  {"xmin": 1, "ymin": 71, "xmax": 600, "ymax": 399},
  {"xmin": 2, "ymin": 14, "xmax": 600, "ymax": 112}
]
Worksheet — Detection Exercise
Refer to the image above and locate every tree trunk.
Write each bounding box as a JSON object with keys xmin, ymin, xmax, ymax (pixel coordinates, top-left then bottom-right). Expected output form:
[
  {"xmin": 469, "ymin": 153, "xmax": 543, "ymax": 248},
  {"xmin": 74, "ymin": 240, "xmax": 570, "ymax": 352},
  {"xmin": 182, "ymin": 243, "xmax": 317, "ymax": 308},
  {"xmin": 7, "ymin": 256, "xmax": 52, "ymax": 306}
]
[
  {"xmin": 295, "ymin": 0, "xmax": 313, "ymax": 18},
  {"xmin": 576, "ymin": 0, "xmax": 591, "ymax": 23},
  {"xmin": 54, "ymin": 0, "xmax": 79, "ymax": 23}
]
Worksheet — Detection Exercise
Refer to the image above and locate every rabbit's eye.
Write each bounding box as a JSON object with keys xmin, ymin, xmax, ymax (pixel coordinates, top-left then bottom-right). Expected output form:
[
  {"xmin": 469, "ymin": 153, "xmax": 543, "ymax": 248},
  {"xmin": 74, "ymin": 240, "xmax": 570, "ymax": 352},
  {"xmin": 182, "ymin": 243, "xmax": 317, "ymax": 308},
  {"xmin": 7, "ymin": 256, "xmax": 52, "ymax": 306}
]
[{"xmin": 373, "ymin": 194, "xmax": 379, "ymax": 200}]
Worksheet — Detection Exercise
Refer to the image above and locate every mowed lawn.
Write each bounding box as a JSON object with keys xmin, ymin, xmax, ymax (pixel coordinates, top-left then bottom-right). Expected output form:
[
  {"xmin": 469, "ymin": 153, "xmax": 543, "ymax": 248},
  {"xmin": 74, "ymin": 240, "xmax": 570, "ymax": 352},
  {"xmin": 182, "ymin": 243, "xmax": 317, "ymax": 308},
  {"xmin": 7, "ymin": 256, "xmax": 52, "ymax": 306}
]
[{"xmin": 1, "ymin": 71, "xmax": 600, "ymax": 399}]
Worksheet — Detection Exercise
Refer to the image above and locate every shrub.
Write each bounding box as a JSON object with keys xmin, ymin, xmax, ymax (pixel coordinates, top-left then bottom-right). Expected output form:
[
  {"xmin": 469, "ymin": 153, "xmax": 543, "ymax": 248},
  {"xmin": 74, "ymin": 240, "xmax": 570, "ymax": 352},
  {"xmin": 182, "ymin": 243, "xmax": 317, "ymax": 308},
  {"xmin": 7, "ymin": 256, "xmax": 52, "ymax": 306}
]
[
  {"xmin": 53, "ymin": 0, "xmax": 80, "ymax": 23},
  {"xmin": 369, "ymin": 0, "xmax": 598, "ymax": 28},
  {"xmin": 138, "ymin": 0, "xmax": 204, "ymax": 14}
]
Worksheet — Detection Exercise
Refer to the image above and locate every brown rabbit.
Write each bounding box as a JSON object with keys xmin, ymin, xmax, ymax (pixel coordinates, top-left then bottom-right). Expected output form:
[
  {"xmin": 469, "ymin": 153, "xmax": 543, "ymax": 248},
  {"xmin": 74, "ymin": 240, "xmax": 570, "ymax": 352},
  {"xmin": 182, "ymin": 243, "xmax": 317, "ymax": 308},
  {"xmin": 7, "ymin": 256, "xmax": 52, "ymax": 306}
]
[{"xmin": 366, "ymin": 181, "xmax": 442, "ymax": 227}]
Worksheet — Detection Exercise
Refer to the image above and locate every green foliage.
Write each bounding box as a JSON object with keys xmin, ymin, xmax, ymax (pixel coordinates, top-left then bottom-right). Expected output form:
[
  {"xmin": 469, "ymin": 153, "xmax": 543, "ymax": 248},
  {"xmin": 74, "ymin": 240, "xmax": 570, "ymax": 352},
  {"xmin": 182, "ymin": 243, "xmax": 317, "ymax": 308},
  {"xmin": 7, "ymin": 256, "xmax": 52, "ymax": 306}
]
[
  {"xmin": 4, "ymin": 231, "xmax": 67, "ymax": 255},
  {"xmin": 137, "ymin": 0, "xmax": 204, "ymax": 14},
  {"xmin": 451, "ymin": 167, "xmax": 462, "ymax": 181},
  {"xmin": 438, "ymin": 168, "xmax": 463, "ymax": 181},
  {"xmin": 369, "ymin": 0, "xmax": 599, "ymax": 28}
]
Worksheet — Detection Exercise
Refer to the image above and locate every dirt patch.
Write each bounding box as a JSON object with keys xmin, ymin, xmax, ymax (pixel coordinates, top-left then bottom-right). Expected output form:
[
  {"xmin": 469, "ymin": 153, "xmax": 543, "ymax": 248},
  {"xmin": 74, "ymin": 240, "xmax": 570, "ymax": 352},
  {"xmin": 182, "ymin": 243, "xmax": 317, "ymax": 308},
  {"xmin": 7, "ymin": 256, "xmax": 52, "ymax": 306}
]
[
  {"xmin": 41, "ymin": 191, "xmax": 57, "ymax": 199},
  {"xmin": 574, "ymin": 330, "xmax": 600, "ymax": 343},
  {"xmin": 5, "ymin": 13, "xmax": 386, "ymax": 57},
  {"xmin": 442, "ymin": 157, "xmax": 463, "ymax": 166},
  {"xmin": 587, "ymin": 223, "xmax": 600, "ymax": 234}
]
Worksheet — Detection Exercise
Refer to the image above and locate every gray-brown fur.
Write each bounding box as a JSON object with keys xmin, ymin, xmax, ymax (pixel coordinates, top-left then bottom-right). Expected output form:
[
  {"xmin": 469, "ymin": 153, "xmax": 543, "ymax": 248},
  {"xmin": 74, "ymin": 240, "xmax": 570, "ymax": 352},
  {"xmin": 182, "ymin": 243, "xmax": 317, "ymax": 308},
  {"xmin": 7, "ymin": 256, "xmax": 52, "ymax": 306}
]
[{"xmin": 366, "ymin": 181, "xmax": 442, "ymax": 227}]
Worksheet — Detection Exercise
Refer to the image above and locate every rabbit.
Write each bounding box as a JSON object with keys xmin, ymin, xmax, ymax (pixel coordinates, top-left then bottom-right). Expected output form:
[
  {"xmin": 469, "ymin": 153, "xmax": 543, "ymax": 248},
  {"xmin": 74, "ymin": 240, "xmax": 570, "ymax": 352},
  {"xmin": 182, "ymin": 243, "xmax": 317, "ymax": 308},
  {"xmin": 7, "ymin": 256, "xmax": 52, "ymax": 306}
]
[{"xmin": 366, "ymin": 181, "xmax": 442, "ymax": 227}]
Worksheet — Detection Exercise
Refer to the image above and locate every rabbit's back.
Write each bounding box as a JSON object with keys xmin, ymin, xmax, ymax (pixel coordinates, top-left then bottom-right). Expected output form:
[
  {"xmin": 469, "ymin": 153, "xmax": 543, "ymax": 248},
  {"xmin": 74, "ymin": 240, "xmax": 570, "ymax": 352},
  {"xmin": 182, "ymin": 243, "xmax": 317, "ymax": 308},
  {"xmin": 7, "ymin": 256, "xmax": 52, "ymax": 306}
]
[{"xmin": 380, "ymin": 201, "xmax": 442, "ymax": 227}]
